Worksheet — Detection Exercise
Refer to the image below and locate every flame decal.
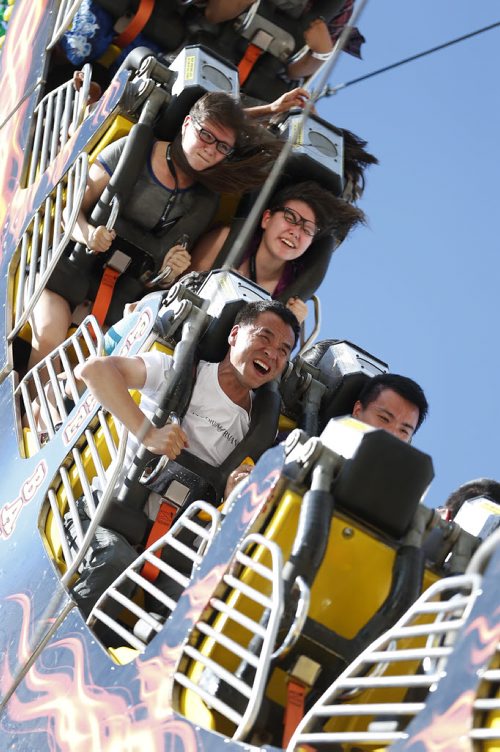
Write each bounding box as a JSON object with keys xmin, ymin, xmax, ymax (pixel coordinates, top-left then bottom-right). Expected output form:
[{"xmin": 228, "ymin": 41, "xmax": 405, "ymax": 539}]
[
  {"xmin": 465, "ymin": 609, "xmax": 500, "ymax": 665},
  {"xmin": 240, "ymin": 469, "xmax": 281, "ymax": 526},
  {"xmin": 0, "ymin": 0, "xmax": 50, "ymax": 239},
  {"xmin": 2, "ymin": 594, "xmax": 37, "ymax": 670},
  {"xmin": 1, "ymin": 594, "xmax": 203, "ymax": 750},
  {"xmin": 0, "ymin": 448, "xmax": 286, "ymax": 749},
  {"xmin": 401, "ymin": 691, "xmax": 475, "ymax": 752},
  {"xmin": 0, "ymin": 2, "xmax": 45, "ymax": 118}
]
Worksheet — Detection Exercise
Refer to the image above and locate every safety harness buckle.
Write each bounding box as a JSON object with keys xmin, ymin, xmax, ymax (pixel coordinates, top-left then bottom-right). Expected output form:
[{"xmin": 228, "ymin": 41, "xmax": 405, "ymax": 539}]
[{"xmin": 106, "ymin": 249, "xmax": 132, "ymax": 274}]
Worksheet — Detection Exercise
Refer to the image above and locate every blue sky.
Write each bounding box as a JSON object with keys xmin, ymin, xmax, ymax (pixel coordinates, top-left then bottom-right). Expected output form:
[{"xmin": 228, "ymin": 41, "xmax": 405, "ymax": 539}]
[{"xmin": 313, "ymin": 1, "xmax": 499, "ymax": 508}]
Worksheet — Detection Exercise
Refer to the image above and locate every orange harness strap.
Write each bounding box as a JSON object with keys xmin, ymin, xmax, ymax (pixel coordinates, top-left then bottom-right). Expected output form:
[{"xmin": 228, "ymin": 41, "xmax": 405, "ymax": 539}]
[
  {"xmin": 140, "ymin": 500, "xmax": 178, "ymax": 583},
  {"xmin": 91, "ymin": 250, "xmax": 131, "ymax": 327},
  {"xmin": 91, "ymin": 266, "xmax": 121, "ymax": 327},
  {"xmin": 238, "ymin": 43, "xmax": 264, "ymax": 85},
  {"xmin": 114, "ymin": 0, "xmax": 155, "ymax": 49},
  {"xmin": 283, "ymin": 679, "xmax": 315, "ymax": 750}
]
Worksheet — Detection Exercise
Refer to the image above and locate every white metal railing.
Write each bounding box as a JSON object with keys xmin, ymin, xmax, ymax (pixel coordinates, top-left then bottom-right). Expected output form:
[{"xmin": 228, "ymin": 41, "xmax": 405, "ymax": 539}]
[
  {"xmin": 9, "ymin": 152, "xmax": 88, "ymax": 340},
  {"xmin": 287, "ymin": 573, "xmax": 483, "ymax": 750},
  {"xmin": 470, "ymin": 642, "xmax": 500, "ymax": 741},
  {"xmin": 88, "ymin": 501, "xmax": 222, "ymax": 651},
  {"xmin": 47, "ymin": 0, "xmax": 86, "ymax": 50},
  {"xmin": 26, "ymin": 64, "xmax": 91, "ymax": 184},
  {"xmin": 16, "ymin": 315, "xmax": 104, "ymax": 454},
  {"xmin": 19, "ymin": 317, "xmax": 128, "ymax": 577},
  {"xmin": 44, "ymin": 407, "xmax": 123, "ymax": 570},
  {"xmin": 173, "ymin": 533, "xmax": 284, "ymax": 741}
]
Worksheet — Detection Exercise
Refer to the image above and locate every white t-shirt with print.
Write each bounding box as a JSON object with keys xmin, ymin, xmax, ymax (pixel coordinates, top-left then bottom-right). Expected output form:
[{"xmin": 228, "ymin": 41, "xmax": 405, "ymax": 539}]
[
  {"xmin": 139, "ymin": 350, "xmax": 250, "ymax": 466},
  {"xmin": 95, "ymin": 351, "xmax": 250, "ymax": 512}
]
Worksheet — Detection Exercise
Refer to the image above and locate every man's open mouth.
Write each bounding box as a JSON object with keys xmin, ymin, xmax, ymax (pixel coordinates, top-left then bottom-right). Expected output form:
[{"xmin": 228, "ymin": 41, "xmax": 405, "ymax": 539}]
[{"xmin": 253, "ymin": 359, "xmax": 270, "ymax": 375}]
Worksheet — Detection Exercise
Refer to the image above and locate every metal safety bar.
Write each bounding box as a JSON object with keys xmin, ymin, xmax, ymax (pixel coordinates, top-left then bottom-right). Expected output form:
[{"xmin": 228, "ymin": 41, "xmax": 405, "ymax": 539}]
[
  {"xmin": 88, "ymin": 501, "xmax": 221, "ymax": 651},
  {"xmin": 467, "ymin": 531, "xmax": 500, "ymax": 743},
  {"xmin": 287, "ymin": 573, "xmax": 483, "ymax": 750},
  {"xmin": 173, "ymin": 533, "xmax": 285, "ymax": 741},
  {"xmin": 18, "ymin": 317, "xmax": 133, "ymax": 576},
  {"xmin": 9, "ymin": 152, "xmax": 88, "ymax": 341},
  {"xmin": 297, "ymin": 294, "xmax": 321, "ymax": 357}
]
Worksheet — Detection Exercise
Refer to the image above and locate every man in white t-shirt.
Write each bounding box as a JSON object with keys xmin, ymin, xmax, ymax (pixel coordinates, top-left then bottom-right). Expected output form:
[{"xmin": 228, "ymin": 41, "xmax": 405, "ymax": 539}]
[
  {"xmin": 70, "ymin": 300, "xmax": 299, "ymax": 619},
  {"xmin": 77, "ymin": 299, "xmax": 299, "ymax": 483}
]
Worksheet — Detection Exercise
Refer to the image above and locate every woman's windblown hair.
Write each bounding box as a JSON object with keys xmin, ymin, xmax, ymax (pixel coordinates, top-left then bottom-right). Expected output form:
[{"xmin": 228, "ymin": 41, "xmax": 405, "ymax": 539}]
[
  {"xmin": 170, "ymin": 91, "xmax": 282, "ymax": 193},
  {"xmin": 269, "ymin": 180, "xmax": 365, "ymax": 243}
]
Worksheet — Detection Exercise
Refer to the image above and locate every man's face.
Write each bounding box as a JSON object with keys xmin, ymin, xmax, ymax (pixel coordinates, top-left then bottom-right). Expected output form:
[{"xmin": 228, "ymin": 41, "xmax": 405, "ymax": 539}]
[
  {"xmin": 352, "ymin": 388, "xmax": 419, "ymax": 443},
  {"xmin": 260, "ymin": 200, "xmax": 317, "ymax": 263},
  {"xmin": 227, "ymin": 311, "xmax": 295, "ymax": 389}
]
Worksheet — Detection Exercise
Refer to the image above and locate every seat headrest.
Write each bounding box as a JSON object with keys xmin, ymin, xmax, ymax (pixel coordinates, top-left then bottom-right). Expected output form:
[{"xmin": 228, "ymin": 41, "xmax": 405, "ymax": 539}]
[
  {"xmin": 281, "ymin": 340, "xmax": 387, "ymax": 428},
  {"xmin": 303, "ymin": 340, "xmax": 388, "ymax": 424},
  {"xmin": 330, "ymin": 426, "xmax": 435, "ymax": 539},
  {"xmin": 172, "ymin": 270, "xmax": 271, "ymax": 363},
  {"xmin": 155, "ymin": 45, "xmax": 240, "ymax": 141}
]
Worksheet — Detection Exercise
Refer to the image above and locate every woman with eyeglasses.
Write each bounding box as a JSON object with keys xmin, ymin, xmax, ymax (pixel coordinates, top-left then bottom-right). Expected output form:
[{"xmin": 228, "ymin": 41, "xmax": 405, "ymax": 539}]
[
  {"xmin": 28, "ymin": 90, "xmax": 305, "ymax": 368},
  {"xmin": 189, "ymin": 180, "xmax": 365, "ymax": 323}
]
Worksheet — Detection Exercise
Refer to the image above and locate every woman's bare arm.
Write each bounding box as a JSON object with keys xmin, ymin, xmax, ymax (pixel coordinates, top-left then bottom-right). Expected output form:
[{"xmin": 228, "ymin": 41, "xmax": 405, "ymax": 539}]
[
  {"xmin": 245, "ymin": 88, "xmax": 310, "ymax": 120},
  {"xmin": 65, "ymin": 161, "xmax": 115, "ymax": 251},
  {"xmin": 75, "ymin": 355, "xmax": 188, "ymax": 457},
  {"xmin": 189, "ymin": 225, "xmax": 231, "ymax": 273}
]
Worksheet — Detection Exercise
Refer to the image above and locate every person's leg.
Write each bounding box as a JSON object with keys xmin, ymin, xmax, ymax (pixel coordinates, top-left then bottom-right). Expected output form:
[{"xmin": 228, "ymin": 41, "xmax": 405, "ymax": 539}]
[
  {"xmin": 65, "ymin": 505, "xmax": 138, "ymax": 621},
  {"xmin": 71, "ymin": 526, "xmax": 138, "ymax": 621},
  {"xmin": 28, "ymin": 289, "xmax": 73, "ymax": 369}
]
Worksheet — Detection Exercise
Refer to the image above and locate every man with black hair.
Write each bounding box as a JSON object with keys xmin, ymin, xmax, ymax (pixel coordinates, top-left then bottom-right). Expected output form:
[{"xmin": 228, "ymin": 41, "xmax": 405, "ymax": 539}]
[
  {"xmin": 441, "ymin": 478, "xmax": 500, "ymax": 520},
  {"xmin": 352, "ymin": 373, "xmax": 429, "ymax": 444},
  {"xmin": 70, "ymin": 300, "xmax": 299, "ymax": 619},
  {"xmin": 77, "ymin": 299, "xmax": 299, "ymax": 493}
]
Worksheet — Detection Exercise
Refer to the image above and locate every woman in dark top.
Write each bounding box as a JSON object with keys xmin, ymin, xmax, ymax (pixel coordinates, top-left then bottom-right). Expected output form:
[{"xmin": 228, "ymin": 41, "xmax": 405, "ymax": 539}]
[{"xmin": 28, "ymin": 91, "xmax": 290, "ymax": 368}]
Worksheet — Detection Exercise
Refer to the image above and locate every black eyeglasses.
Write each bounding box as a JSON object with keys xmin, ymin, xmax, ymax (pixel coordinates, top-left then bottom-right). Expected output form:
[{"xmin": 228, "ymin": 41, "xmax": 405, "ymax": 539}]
[
  {"xmin": 191, "ymin": 117, "xmax": 235, "ymax": 157},
  {"xmin": 273, "ymin": 206, "xmax": 319, "ymax": 237}
]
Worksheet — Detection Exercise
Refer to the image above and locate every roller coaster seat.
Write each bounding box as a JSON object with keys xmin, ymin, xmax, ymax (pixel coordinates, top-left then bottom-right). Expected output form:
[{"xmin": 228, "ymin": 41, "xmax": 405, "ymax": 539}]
[
  {"xmin": 207, "ymin": 166, "xmax": 345, "ymax": 307},
  {"xmin": 151, "ymin": 272, "xmax": 288, "ymax": 487},
  {"xmin": 186, "ymin": 0, "xmax": 330, "ymax": 99},
  {"xmin": 280, "ymin": 339, "xmax": 388, "ymax": 432},
  {"xmin": 172, "ymin": 416, "xmax": 437, "ymax": 742},
  {"xmin": 324, "ymin": 417, "xmax": 434, "ymax": 539},
  {"xmin": 279, "ymin": 339, "xmax": 433, "ymax": 536},
  {"xmin": 143, "ymin": 373, "xmax": 282, "ymax": 510},
  {"xmin": 41, "ymin": 272, "xmax": 285, "ymax": 572},
  {"xmin": 186, "ymin": 0, "xmax": 354, "ymax": 100}
]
